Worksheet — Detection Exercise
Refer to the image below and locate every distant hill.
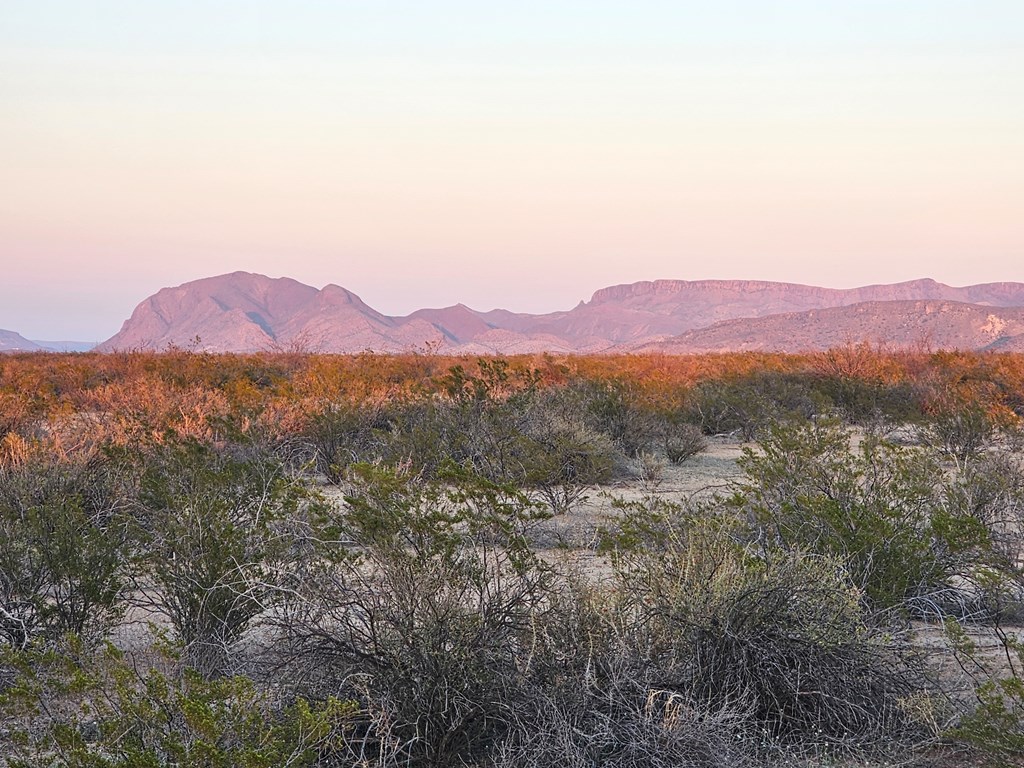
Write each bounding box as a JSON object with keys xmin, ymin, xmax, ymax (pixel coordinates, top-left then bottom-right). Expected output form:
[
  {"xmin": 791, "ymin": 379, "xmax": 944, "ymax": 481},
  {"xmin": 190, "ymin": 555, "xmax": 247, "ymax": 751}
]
[
  {"xmin": 30, "ymin": 340, "xmax": 96, "ymax": 352},
  {"xmin": 96, "ymin": 272, "xmax": 446, "ymax": 353},
  {"xmin": 0, "ymin": 329, "xmax": 47, "ymax": 352},
  {"xmin": 96, "ymin": 272, "xmax": 1024, "ymax": 354}
]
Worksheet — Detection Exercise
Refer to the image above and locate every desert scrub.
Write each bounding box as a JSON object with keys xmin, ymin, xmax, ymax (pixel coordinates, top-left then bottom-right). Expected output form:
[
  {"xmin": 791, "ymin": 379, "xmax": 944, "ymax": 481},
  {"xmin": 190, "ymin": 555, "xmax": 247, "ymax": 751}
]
[
  {"xmin": 302, "ymin": 401, "xmax": 391, "ymax": 483},
  {"xmin": 736, "ymin": 418, "xmax": 992, "ymax": 611},
  {"xmin": 611, "ymin": 515, "xmax": 926, "ymax": 753},
  {"xmin": 0, "ymin": 639, "xmax": 357, "ymax": 768},
  {"xmin": 0, "ymin": 452, "xmax": 134, "ymax": 649},
  {"xmin": 518, "ymin": 414, "xmax": 617, "ymax": 514},
  {"xmin": 663, "ymin": 422, "xmax": 708, "ymax": 464},
  {"xmin": 941, "ymin": 616, "xmax": 1024, "ymax": 763},
  {"xmin": 563, "ymin": 377, "xmax": 661, "ymax": 455},
  {"xmin": 133, "ymin": 438, "xmax": 330, "ymax": 676},
  {"xmin": 270, "ymin": 461, "xmax": 554, "ymax": 768}
]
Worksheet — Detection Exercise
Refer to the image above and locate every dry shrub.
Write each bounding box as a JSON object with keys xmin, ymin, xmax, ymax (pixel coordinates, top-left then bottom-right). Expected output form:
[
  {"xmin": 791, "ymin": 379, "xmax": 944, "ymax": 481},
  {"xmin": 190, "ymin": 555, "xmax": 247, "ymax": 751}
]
[
  {"xmin": 0, "ymin": 391, "xmax": 32, "ymax": 437},
  {"xmin": 493, "ymin": 684, "xmax": 759, "ymax": 768},
  {"xmin": 0, "ymin": 433, "xmax": 31, "ymax": 467},
  {"xmin": 269, "ymin": 463, "xmax": 553, "ymax": 767},
  {"xmin": 82, "ymin": 377, "xmax": 230, "ymax": 445},
  {"xmin": 664, "ymin": 423, "xmax": 708, "ymax": 464},
  {"xmin": 495, "ymin": 575, "xmax": 761, "ymax": 768},
  {"xmin": 635, "ymin": 450, "xmax": 667, "ymax": 494},
  {"xmin": 610, "ymin": 516, "xmax": 928, "ymax": 756}
]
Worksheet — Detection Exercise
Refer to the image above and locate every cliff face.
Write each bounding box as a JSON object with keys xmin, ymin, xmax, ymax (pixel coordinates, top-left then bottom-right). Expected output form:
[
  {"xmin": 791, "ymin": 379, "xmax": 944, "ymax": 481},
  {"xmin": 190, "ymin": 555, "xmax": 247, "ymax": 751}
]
[
  {"xmin": 96, "ymin": 272, "xmax": 1024, "ymax": 354},
  {"xmin": 588, "ymin": 278, "xmax": 1024, "ymax": 311}
]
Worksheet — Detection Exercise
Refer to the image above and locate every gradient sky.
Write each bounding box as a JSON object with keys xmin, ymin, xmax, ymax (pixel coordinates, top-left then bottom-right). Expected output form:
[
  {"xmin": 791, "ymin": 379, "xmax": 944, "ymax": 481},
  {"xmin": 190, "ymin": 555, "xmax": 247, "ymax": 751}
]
[{"xmin": 2, "ymin": 1, "xmax": 1023, "ymax": 340}]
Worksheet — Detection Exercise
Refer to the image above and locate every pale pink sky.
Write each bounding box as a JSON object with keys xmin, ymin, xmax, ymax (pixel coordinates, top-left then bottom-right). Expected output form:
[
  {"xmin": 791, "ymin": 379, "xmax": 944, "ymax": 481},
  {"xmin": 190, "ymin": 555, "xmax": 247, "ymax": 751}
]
[{"xmin": 1, "ymin": 1, "xmax": 1022, "ymax": 340}]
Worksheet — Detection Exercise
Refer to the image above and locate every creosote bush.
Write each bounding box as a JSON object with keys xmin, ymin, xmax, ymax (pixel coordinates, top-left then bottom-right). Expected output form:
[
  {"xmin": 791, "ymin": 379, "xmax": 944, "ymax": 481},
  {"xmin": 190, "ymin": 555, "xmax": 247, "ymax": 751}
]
[
  {"xmin": 0, "ymin": 638, "xmax": 357, "ymax": 768},
  {"xmin": 301, "ymin": 365, "xmax": 623, "ymax": 513},
  {"xmin": 518, "ymin": 415, "xmax": 616, "ymax": 513},
  {"xmin": 134, "ymin": 438, "xmax": 328, "ymax": 675},
  {"xmin": 0, "ymin": 452, "xmax": 133, "ymax": 649},
  {"xmin": 567, "ymin": 378, "xmax": 662, "ymax": 455},
  {"xmin": 922, "ymin": 397, "xmax": 1004, "ymax": 468},
  {"xmin": 736, "ymin": 418, "xmax": 993, "ymax": 611},
  {"xmin": 942, "ymin": 616, "xmax": 1024, "ymax": 761}
]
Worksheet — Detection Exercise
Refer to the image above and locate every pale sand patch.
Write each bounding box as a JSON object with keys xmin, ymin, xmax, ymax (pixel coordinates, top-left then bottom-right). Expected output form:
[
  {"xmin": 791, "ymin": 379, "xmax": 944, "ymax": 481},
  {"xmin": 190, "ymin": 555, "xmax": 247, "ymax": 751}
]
[{"xmin": 529, "ymin": 436, "xmax": 746, "ymax": 552}]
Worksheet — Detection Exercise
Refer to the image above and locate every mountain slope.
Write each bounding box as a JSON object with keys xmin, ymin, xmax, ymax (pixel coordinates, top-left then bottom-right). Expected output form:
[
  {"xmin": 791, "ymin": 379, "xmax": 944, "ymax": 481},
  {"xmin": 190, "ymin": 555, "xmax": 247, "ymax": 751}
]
[
  {"xmin": 97, "ymin": 272, "xmax": 317, "ymax": 351},
  {"xmin": 646, "ymin": 300, "xmax": 1024, "ymax": 353},
  {"xmin": 0, "ymin": 330, "xmax": 46, "ymax": 352}
]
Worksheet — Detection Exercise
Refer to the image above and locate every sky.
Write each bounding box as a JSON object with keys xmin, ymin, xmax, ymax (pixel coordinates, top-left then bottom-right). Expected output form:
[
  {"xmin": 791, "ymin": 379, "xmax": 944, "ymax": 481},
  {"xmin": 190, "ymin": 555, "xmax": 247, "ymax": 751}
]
[{"xmin": 1, "ymin": 1, "xmax": 1023, "ymax": 340}]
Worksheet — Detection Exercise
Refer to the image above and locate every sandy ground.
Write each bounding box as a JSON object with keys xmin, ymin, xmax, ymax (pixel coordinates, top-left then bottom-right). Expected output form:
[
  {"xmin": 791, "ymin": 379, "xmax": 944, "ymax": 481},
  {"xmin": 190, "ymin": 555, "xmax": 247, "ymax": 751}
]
[{"xmin": 530, "ymin": 436, "xmax": 746, "ymax": 551}]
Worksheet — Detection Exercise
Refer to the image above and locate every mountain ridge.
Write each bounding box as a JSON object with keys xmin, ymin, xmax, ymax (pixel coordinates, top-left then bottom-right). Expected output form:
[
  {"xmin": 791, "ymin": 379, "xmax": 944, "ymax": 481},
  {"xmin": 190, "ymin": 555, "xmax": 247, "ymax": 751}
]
[{"xmin": 94, "ymin": 272, "xmax": 1024, "ymax": 354}]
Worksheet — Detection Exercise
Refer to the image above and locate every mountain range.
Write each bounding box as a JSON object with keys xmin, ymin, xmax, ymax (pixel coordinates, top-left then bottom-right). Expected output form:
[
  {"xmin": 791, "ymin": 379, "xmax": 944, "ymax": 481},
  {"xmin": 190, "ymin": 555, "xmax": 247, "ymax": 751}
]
[
  {"xmin": 6, "ymin": 272, "xmax": 1024, "ymax": 355},
  {"xmin": 83, "ymin": 272, "xmax": 1024, "ymax": 354}
]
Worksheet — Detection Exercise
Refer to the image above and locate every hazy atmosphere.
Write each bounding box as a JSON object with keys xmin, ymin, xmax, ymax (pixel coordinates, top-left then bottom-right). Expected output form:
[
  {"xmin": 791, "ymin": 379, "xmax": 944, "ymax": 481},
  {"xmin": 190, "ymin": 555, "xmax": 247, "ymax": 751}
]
[{"xmin": 2, "ymin": 1, "xmax": 1023, "ymax": 339}]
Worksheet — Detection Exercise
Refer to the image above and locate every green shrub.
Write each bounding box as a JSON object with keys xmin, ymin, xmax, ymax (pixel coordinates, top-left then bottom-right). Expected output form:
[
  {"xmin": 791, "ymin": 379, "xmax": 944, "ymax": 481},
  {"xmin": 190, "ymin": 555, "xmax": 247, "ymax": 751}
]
[
  {"xmin": 944, "ymin": 617, "xmax": 1024, "ymax": 761},
  {"xmin": 518, "ymin": 414, "xmax": 617, "ymax": 514},
  {"xmin": 686, "ymin": 378, "xmax": 778, "ymax": 440},
  {"xmin": 0, "ymin": 454, "xmax": 133, "ymax": 648},
  {"xmin": 922, "ymin": 400, "xmax": 1002, "ymax": 468},
  {"xmin": 944, "ymin": 452, "xmax": 1024, "ymax": 592},
  {"xmin": 135, "ymin": 439, "xmax": 327, "ymax": 675},
  {"xmin": 0, "ymin": 639, "xmax": 356, "ymax": 768},
  {"xmin": 568, "ymin": 379, "xmax": 661, "ymax": 455},
  {"xmin": 381, "ymin": 362, "xmax": 542, "ymax": 483},
  {"xmin": 737, "ymin": 419, "xmax": 990, "ymax": 611},
  {"xmin": 814, "ymin": 376, "xmax": 922, "ymax": 425}
]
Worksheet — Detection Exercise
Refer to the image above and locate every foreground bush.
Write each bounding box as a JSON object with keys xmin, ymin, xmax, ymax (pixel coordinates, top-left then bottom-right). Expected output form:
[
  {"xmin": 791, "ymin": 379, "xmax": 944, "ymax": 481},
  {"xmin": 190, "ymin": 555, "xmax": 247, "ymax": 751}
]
[
  {"xmin": 271, "ymin": 462, "xmax": 553, "ymax": 767},
  {"xmin": 0, "ymin": 639, "xmax": 356, "ymax": 768},
  {"xmin": 942, "ymin": 616, "xmax": 1024, "ymax": 761},
  {"xmin": 0, "ymin": 453, "xmax": 134, "ymax": 648},
  {"xmin": 736, "ymin": 418, "xmax": 993, "ymax": 611},
  {"xmin": 608, "ymin": 511, "xmax": 927, "ymax": 754},
  {"xmin": 134, "ymin": 438, "xmax": 328, "ymax": 675},
  {"xmin": 496, "ymin": 571, "xmax": 764, "ymax": 768}
]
